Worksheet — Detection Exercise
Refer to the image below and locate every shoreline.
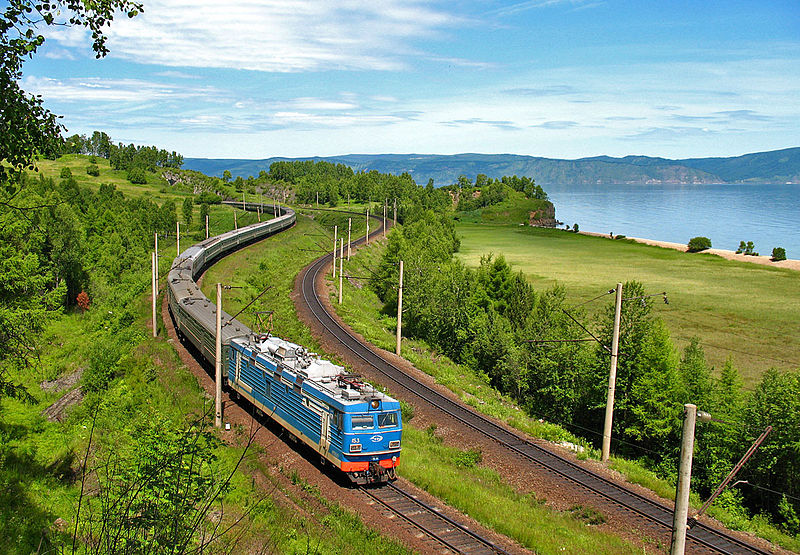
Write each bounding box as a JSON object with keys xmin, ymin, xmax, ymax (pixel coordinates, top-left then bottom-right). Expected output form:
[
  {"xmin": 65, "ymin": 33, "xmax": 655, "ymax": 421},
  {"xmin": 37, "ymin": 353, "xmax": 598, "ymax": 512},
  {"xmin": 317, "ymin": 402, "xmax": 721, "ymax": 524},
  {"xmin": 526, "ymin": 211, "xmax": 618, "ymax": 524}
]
[{"xmin": 578, "ymin": 231, "xmax": 800, "ymax": 271}]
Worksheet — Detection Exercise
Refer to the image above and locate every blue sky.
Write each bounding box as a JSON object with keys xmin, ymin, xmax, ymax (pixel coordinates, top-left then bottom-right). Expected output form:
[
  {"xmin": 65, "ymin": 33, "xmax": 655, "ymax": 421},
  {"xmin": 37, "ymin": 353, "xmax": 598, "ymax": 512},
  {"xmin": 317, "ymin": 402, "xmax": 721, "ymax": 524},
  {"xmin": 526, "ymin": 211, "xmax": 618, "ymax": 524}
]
[{"xmin": 22, "ymin": 0, "xmax": 800, "ymax": 159}]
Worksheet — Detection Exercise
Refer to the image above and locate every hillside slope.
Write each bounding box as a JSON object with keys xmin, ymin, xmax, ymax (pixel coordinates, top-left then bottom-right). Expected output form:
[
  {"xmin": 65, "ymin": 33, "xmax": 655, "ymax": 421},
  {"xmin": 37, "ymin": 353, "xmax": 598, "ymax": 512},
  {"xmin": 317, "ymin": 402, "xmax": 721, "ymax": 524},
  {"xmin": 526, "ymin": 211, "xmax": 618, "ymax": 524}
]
[{"xmin": 185, "ymin": 147, "xmax": 800, "ymax": 186}]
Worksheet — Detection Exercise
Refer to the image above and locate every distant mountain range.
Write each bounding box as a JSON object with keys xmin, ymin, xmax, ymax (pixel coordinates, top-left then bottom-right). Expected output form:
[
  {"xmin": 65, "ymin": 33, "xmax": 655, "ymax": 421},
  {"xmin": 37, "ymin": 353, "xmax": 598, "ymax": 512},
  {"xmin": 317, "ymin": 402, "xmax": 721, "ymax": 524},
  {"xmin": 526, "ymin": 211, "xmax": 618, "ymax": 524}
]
[{"xmin": 184, "ymin": 147, "xmax": 800, "ymax": 186}]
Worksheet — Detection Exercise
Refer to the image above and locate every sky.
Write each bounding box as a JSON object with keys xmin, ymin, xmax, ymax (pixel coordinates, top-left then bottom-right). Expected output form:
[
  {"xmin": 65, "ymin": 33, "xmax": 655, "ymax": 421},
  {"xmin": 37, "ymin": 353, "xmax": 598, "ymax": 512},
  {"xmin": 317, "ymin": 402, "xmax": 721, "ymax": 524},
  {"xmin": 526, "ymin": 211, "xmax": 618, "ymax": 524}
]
[{"xmin": 21, "ymin": 0, "xmax": 800, "ymax": 160}]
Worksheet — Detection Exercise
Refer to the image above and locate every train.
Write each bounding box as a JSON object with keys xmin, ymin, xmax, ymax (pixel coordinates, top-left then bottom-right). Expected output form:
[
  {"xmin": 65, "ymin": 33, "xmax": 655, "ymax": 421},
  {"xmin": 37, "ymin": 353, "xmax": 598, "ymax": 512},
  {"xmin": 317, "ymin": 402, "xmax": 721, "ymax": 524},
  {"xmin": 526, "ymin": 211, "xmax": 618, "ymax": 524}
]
[{"xmin": 166, "ymin": 202, "xmax": 402, "ymax": 484}]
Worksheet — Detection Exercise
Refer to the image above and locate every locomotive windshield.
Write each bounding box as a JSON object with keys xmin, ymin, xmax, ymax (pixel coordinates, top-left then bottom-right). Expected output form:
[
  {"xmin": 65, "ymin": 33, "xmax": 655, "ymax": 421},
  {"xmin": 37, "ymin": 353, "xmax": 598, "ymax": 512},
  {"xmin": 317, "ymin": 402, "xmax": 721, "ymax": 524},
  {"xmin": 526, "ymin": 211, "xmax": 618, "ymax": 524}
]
[
  {"xmin": 351, "ymin": 415, "xmax": 374, "ymax": 429},
  {"xmin": 377, "ymin": 412, "xmax": 399, "ymax": 428}
]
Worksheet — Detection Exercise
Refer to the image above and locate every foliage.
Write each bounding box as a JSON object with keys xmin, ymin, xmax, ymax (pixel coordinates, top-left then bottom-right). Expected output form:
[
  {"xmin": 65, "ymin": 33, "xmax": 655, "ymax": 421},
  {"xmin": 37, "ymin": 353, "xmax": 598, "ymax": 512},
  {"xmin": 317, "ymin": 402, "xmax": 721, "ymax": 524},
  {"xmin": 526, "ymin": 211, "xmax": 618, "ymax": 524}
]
[
  {"xmin": 1, "ymin": 2, "xmax": 142, "ymax": 183},
  {"xmin": 77, "ymin": 290, "xmax": 90, "ymax": 312},
  {"xmin": 86, "ymin": 164, "xmax": 100, "ymax": 177},
  {"xmin": 126, "ymin": 165, "xmax": 147, "ymax": 184},
  {"xmin": 687, "ymin": 236, "xmax": 712, "ymax": 252},
  {"xmin": 771, "ymin": 247, "xmax": 786, "ymax": 261},
  {"xmin": 195, "ymin": 191, "xmax": 222, "ymax": 205},
  {"xmin": 182, "ymin": 197, "xmax": 193, "ymax": 226}
]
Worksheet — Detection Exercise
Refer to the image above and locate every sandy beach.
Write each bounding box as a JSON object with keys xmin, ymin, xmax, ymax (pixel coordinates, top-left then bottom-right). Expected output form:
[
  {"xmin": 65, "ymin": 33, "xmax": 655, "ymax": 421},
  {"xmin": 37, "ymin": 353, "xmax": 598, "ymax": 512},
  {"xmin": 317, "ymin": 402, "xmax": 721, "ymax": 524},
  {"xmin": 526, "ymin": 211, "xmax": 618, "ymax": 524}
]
[{"xmin": 579, "ymin": 231, "xmax": 800, "ymax": 271}]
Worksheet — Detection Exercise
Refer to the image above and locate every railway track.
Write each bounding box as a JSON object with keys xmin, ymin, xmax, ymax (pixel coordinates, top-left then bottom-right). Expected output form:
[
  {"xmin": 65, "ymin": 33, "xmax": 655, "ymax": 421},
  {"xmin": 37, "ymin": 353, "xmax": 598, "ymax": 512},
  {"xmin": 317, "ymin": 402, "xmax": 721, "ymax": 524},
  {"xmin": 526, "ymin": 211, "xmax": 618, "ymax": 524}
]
[
  {"xmin": 362, "ymin": 482, "xmax": 510, "ymax": 555},
  {"xmin": 298, "ymin": 214, "xmax": 773, "ymax": 555}
]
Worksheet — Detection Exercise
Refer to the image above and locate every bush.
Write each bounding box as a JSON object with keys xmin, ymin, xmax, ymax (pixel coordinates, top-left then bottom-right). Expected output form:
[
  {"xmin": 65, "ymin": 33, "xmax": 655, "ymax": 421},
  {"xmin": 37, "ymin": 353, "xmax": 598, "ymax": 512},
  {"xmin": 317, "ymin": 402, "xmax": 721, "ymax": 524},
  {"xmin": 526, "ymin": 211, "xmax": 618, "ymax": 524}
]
[
  {"xmin": 195, "ymin": 191, "xmax": 222, "ymax": 205},
  {"xmin": 687, "ymin": 236, "xmax": 712, "ymax": 252},
  {"xmin": 86, "ymin": 165, "xmax": 100, "ymax": 177},
  {"xmin": 127, "ymin": 166, "xmax": 147, "ymax": 184},
  {"xmin": 82, "ymin": 341, "xmax": 121, "ymax": 392},
  {"xmin": 60, "ymin": 167, "xmax": 72, "ymax": 179},
  {"xmin": 772, "ymin": 247, "xmax": 787, "ymax": 261},
  {"xmin": 573, "ymin": 223, "xmax": 579, "ymax": 233}
]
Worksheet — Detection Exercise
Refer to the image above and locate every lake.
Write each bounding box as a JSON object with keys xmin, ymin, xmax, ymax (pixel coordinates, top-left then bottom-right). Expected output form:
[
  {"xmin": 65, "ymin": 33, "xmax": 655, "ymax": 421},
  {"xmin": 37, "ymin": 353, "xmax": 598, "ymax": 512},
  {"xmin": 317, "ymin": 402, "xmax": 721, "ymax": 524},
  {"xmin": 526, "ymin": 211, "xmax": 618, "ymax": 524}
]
[{"xmin": 546, "ymin": 183, "xmax": 799, "ymax": 258}]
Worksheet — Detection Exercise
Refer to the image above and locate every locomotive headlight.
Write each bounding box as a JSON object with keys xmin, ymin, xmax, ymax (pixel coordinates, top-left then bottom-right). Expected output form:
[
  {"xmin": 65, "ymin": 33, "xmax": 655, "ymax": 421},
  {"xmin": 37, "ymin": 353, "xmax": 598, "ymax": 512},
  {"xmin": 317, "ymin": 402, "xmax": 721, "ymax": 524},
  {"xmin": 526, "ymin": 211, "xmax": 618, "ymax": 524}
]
[
  {"xmin": 392, "ymin": 456, "xmax": 397, "ymax": 462},
  {"xmin": 370, "ymin": 399, "xmax": 380, "ymax": 409}
]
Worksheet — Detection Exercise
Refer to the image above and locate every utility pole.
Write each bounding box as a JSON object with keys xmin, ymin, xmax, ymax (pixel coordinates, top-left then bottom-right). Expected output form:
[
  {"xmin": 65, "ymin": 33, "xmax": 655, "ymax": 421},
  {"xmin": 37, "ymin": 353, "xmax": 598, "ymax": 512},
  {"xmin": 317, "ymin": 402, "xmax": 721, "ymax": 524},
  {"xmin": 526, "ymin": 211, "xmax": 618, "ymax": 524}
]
[
  {"xmin": 383, "ymin": 202, "xmax": 386, "ymax": 238},
  {"xmin": 205, "ymin": 214, "xmax": 209, "ymax": 239},
  {"xmin": 366, "ymin": 207, "xmax": 370, "ymax": 244},
  {"xmin": 242, "ymin": 192, "xmax": 246, "ymax": 210},
  {"xmin": 176, "ymin": 221, "xmax": 180, "ymax": 255},
  {"xmin": 151, "ymin": 251, "xmax": 158, "ymax": 338},
  {"xmin": 154, "ymin": 232, "xmax": 158, "ymax": 269},
  {"xmin": 396, "ymin": 260, "xmax": 404, "ymax": 356},
  {"xmin": 339, "ymin": 238, "xmax": 344, "ymax": 305},
  {"xmin": 332, "ymin": 225, "xmax": 338, "ymax": 279},
  {"xmin": 601, "ymin": 282, "xmax": 624, "ymax": 462},
  {"xmin": 347, "ymin": 218, "xmax": 352, "ymax": 260},
  {"xmin": 393, "ymin": 197, "xmax": 397, "ymax": 227},
  {"xmin": 671, "ymin": 404, "xmax": 710, "ymax": 555},
  {"xmin": 215, "ymin": 283, "xmax": 223, "ymax": 429},
  {"xmin": 234, "ymin": 209, "xmax": 238, "ymax": 230},
  {"xmin": 257, "ymin": 207, "xmax": 261, "ymax": 222},
  {"xmin": 273, "ymin": 199, "xmax": 276, "ymax": 218},
  {"xmin": 316, "ymin": 191, "xmax": 318, "ymax": 207}
]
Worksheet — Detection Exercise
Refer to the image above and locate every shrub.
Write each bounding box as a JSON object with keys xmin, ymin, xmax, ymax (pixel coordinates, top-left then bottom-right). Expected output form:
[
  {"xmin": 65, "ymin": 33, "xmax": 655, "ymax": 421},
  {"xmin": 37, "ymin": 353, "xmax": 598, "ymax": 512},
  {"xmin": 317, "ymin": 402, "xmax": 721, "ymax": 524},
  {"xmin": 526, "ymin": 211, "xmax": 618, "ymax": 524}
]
[
  {"xmin": 127, "ymin": 166, "xmax": 147, "ymax": 184},
  {"xmin": 82, "ymin": 341, "xmax": 121, "ymax": 392},
  {"xmin": 573, "ymin": 223, "xmax": 579, "ymax": 233},
  {"xmin": 772, "ymin": 247, "xmax": 787, "ymax": 261},
  {"xmin": 195, "ymin": 191, "xmax": 222, "ymax": 205},
  {"xmin": 60, "ymin": 167, "xmax": 72, "ymax": 179},
  {"xmin": 86, "ymin": 165, "xmax": 100, "ymax": 176},
  {"xmin": 687, "ymin": 236, "xmax": 712, "ymax": 252},
  {"xmin": 736, "ymin": 240, "xmax": 746, "ymax": 254}
]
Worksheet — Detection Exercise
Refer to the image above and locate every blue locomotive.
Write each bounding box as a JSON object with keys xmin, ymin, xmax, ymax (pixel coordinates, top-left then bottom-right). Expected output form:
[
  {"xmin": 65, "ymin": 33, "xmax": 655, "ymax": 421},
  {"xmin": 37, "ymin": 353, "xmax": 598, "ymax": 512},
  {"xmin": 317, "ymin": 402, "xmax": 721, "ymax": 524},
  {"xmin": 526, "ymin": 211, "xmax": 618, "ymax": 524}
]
[{"xmin": 167, "ymin": 202, "xmax": 401, "ymax": 484}]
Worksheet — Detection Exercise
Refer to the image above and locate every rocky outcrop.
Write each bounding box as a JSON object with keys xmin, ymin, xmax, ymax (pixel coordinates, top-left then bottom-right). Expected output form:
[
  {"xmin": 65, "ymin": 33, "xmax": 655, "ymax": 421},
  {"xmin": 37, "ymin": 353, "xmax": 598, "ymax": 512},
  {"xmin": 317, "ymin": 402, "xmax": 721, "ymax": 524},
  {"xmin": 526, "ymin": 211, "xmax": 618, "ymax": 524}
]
[{"xmin": 529, "ymin": 202, "xmax": 558, "ymax": 227}]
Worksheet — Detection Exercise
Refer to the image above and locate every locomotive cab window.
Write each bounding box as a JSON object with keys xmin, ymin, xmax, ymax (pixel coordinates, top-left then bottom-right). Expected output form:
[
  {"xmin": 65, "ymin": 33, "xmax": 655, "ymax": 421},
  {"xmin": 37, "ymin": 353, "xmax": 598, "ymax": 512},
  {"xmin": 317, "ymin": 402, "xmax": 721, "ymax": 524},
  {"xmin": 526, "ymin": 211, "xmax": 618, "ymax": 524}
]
[
  {"xmin": 377, "ymin": 412, "xmax": 398, "ymax": 428},
  {"xmin": 351, "ymin": 415, "xmax": 374, "ymax": 429}
]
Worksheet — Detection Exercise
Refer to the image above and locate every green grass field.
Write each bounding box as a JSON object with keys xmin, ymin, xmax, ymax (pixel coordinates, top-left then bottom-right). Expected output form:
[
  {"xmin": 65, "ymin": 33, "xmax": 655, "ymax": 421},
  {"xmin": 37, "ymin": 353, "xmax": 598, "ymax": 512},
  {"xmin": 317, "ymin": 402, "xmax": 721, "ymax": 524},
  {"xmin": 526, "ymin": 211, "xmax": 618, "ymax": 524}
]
[{"xmin": 455, "ymin": 223, "xmax": 800, "ymax": 385}]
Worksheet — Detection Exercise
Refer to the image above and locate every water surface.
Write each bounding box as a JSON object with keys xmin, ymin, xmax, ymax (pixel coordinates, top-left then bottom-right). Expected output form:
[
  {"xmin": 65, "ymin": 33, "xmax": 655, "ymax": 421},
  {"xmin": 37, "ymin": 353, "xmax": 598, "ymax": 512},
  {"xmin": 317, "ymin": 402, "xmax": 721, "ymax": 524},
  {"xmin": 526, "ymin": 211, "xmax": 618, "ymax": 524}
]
[{"xmin": 546, "ymin": 183, "xmax": 799, "ymax": 257}]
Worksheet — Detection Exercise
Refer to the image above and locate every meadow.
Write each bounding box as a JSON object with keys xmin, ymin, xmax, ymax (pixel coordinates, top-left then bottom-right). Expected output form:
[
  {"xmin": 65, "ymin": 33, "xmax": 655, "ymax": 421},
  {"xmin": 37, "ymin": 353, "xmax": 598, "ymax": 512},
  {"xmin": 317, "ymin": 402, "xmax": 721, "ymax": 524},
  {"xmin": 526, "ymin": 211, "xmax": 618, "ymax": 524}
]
[{"xmin": 455, "ymin": 223, "xmax": 800, "ymax": 385}]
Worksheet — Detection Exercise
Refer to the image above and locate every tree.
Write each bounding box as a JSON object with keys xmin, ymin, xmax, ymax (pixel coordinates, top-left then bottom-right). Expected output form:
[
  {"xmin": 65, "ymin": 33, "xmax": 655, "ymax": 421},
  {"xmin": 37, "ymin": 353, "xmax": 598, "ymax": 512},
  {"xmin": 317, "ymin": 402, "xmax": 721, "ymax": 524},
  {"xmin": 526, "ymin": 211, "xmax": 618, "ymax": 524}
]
[
  {"xmin": 222, "ymin": 170, "xmax": 232, "ymax": 183},
  {"xmin": 687, "ymin": 236, "xmax": 711, "ymax": 252},
  {"xmin": 182, "ymin": 197, "xmax": 193, "ymax": 227},
  {"xmin": 573, "ymin": 223, "xmax": 579, "ymax": 233},
  {"xmin": 772, "ymin": 247, "xmax": 786, "ymax": 261},
  {"xmin": 77, "ymin": 290, "xmax": 90, "ymax": 312},
  {"xmin": 199, "ymin": 203, "xmax": 209, "ymax": 229},
  {"xmin": 127, "ymin": 166, "xmax": 147, "ymax": 184},
  {"xmin": 1, "ymin": 0, "xmax": 142, "ymax": 184}
]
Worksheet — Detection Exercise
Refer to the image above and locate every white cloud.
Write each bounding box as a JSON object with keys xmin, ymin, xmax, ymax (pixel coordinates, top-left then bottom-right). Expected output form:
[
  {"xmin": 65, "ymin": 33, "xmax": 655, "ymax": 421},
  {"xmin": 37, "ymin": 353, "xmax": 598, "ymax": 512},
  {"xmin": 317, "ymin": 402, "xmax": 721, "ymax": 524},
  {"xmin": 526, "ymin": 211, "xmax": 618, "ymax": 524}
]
[
  {"xmin": 21, "ymin": 76, "xmax": 223, "ymax": 103},
  {"xmin": 51, "ymin": 0, "xmax": 457, "ymax": 73}
]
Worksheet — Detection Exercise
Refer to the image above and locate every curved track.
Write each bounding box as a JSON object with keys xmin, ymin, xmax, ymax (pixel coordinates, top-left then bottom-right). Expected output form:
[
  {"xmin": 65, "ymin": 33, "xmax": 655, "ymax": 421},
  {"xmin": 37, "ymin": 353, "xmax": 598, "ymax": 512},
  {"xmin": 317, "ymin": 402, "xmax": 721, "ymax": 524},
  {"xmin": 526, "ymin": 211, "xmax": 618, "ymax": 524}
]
[
  {"xmin": 362, "ymin": 482, "xmax": 510, "ymax": 555},
  {"xmin": 298, "ymin": 215, "xmax": 772, "ymax": 555}
]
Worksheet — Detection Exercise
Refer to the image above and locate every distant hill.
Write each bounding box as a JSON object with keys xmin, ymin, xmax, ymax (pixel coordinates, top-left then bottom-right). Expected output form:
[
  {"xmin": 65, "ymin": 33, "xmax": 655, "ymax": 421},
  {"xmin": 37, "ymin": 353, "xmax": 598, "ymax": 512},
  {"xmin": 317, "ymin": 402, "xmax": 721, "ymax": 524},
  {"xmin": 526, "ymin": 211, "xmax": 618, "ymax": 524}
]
[{"xmin": 184, "ymin": 147, "xmax": 800, "ymax": 186}]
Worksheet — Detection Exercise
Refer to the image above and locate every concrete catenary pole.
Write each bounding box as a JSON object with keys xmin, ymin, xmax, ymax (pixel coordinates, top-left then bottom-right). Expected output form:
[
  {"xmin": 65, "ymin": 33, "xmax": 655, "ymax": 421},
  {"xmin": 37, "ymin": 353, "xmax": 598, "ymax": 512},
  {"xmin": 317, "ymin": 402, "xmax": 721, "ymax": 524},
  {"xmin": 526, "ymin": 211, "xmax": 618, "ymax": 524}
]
[
  {"xmin": 215, "ymin": 283, "xmax": 223, "ymax": 428},
  {"xmin": 151, "ymin": 251, "xmax": 157, "ymax": 338},
  {"xmin": 366, "ymin": 207, "xmax": 370, "ymax": 245},
  {"xmin": 205, "ymin": 214, "xmax": 209, "ymax": 239},
  {"xmin": 393, "ymin": 198, "xmax": 397, "ymax": 227},
  {"xmin": 339, "ymin": 238, "xmax": 344, "ymax": 305},
  {"xmin": 233, "ymin": 209, "xmax": 238, "ymax": 230},
  {"xmin": 242, "ymin": 192, "xmax": 246, "ymax": 210},
  {"xmin": 671, "ymin": 404, "xmax": 699, "ymax": 555},
  {"xmin": 602, "ymin": 282, "xmax": 624, "ymax": 462},
  {"xmin": 257, "ymin": 207, "xmax": 261, "ymax": 222},
  {"xmin": 176, "ymin": 221, "xmax": 180, "ymax": 256},
  {"xmin": 383, "ymin": 202, "xmax": 386, "ymax": 238},
  {"xmin": 154, "ymin": 232, "xmax": 158, "ymax": 269},
  {"xmin": 396, "ymin": 260, "xmax": 404, "ymax": 356},
  {"xmin": 332, "ymin": 225, "xmax": 338, "ymax": 279},
  {"xmin": 347, "ymin": 218, "xmax": 352, "ymax": 260}
]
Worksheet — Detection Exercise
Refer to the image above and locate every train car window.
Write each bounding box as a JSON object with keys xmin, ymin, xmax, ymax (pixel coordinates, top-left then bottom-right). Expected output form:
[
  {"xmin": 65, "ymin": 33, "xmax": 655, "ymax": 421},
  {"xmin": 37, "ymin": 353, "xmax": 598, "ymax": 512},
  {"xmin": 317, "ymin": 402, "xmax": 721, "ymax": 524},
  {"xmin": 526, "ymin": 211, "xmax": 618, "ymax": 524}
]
[
  {"xmin": 351, "ymin": 415, "xmax": 374, "ymax": 429},
  {"xmin": 377, "ymin": 412, "xmax": 398, "ymax": 428}
]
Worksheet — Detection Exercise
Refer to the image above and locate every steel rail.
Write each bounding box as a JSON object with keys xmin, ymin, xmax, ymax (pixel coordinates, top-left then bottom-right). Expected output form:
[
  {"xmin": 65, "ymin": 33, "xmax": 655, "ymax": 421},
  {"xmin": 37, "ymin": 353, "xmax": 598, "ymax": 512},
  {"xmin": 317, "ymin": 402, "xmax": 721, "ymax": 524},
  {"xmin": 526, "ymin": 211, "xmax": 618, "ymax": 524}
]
[
  {"xmin": 298, "ymin": 214, "xmax": 771, "ymax": 555},
  {"xmin": 362, "ymin": 482, "xmax": 509, "ymax": 555}
]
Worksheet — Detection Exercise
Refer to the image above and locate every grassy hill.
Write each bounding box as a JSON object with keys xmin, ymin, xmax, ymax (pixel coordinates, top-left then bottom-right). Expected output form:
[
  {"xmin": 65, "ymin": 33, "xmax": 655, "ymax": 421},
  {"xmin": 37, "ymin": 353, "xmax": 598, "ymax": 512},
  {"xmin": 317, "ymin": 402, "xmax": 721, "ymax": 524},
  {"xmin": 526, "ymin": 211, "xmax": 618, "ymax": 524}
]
[{"xmin": 455, "ymin": 223, "xmax": 800, "ymax": 385}]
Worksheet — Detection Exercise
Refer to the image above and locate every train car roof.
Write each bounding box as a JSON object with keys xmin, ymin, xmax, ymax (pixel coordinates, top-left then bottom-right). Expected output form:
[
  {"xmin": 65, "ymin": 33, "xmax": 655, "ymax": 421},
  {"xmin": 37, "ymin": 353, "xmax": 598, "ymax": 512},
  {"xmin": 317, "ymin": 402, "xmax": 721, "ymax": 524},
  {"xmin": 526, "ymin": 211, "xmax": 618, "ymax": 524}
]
[{"xmin": 231, "ymin": 335, "xmax": 399, "ymax": 409}]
